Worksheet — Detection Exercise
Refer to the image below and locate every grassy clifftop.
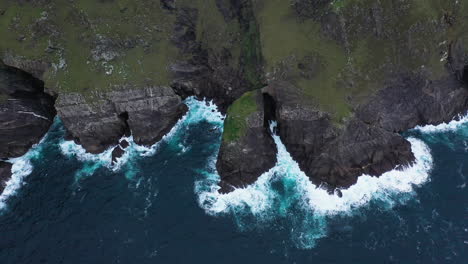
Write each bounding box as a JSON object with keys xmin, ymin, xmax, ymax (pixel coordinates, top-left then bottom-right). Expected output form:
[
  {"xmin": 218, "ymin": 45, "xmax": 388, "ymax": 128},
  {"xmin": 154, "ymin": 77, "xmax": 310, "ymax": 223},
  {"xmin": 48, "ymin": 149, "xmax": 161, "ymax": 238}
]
[
  {"xmin": 223, "ymin": 90, "xmax": 259, "ymax": 142},
  {"xmin": 254, "ymin": 0, "xmax": 467, "ymax": 121},
  {"xmin": 0, "ymin": 0, "xmax": 177, "ymax": 96}
]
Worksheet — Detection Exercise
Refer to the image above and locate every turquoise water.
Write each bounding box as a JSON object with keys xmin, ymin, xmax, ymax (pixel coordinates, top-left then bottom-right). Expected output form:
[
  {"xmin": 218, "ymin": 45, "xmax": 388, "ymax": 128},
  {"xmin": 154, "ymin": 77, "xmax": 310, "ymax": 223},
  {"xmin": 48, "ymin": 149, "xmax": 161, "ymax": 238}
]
[{"xmin": 0, "ymin": 98, "xmax": 466, "ymax": 263}]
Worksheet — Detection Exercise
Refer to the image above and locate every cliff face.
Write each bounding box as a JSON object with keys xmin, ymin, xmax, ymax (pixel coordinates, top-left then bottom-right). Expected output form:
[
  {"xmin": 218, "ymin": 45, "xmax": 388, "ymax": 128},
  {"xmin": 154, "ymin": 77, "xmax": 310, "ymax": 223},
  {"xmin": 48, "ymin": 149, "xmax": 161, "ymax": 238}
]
[
  {"xmin": 1, "ymin": 0, "xmax": 468, "ymax": 194},
  {"xmin": 0, "ymin": 62, "xmax": 55, "ymax": 159},
  {"xmin": 216, "ymin": 0, "xmax": 468, "ymax": 192},
  {"xmin": 56, "ymin": 86, "xmax": 187, "ymax": 153}
]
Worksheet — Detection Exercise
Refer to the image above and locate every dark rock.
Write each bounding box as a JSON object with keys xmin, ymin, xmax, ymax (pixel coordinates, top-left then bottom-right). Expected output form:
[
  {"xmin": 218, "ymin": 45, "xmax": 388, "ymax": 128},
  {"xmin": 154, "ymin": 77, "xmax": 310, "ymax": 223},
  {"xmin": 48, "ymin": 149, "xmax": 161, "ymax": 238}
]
[
  {"xmin": 0, "ymin": 161, "xmax": 12, "ymax": 194},
  {"xmin": 0, "ymin": 62, "xmax": 56, "ymax": 159},
  {"xmin": 216, "ymin": 90, "xmax": 277, "ymax": 193},
  {"xmin": 170, "ymin": 0, "xmax": 263, "ymax": 112},
  {"xmin": 111, "ymin": 139, "xmax": 130, "ymax": 164},
  {"xmin": 357, "ymin": 72, "xmax": 468, "ymax": 133},
  {"xmin": 111, "ymin": 146, "xmax": 125, "ymax": 164},
  {"xmin": 120, "ymin": 139, "xmax": 129, "ymax": 149},
  {"xmin": 56, "ymin": 86, "xmax": 187, "ymax": 154},
  {"xmin": 306, "ymin": 119, "xmax": 414, "ymax": 189},
  {"xmin": 161, "ymin": 0, "xmax": 176, "ymax": 11},
  {"xmin": 263, "ymin": 81, "xmax": 338, "ymax": 173},
  {"xmin": 262, "ymin": 81, "xmax": 415, "ymax": 191}
]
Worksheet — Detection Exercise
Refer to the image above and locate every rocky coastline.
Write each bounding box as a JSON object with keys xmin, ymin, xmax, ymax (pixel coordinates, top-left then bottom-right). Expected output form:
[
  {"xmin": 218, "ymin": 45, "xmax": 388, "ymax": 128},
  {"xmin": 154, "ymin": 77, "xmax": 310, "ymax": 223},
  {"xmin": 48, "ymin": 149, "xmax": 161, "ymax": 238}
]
[{"xmin": 1, "ymin": 0, "xmax": 467, "ymax": 195}]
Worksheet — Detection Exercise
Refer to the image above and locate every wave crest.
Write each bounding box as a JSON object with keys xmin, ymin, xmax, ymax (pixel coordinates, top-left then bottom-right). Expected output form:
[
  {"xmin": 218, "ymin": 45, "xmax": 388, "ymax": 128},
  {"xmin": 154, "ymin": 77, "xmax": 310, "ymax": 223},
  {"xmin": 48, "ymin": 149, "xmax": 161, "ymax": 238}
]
[{"xmin": 195, "ymin": 122, "xmax": 434, "ymax": 248}]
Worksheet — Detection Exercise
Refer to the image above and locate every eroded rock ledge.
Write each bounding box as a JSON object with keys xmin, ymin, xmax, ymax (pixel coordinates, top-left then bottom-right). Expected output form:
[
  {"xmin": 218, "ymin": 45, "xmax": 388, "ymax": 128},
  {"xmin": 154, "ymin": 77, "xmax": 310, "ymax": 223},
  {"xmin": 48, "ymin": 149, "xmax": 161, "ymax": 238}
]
[{"xmin": 56, "ymin": 86, "xmax": 187, "ymax": 154}]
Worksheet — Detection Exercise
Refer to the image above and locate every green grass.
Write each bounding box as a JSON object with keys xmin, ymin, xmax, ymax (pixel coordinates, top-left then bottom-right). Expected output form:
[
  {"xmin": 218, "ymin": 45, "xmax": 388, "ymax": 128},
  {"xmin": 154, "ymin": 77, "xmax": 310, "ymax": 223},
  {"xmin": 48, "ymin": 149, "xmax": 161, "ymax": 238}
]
[
  {"xmin": 255, "ymin": 0, "xmax": 466, "ymax": 121},
  {"xmin": 0, "ymin": 0, "xmax": 177, "ymax": 99},
  {"xmin": 223, "ymin": 90, "xmax": 259, "ymax": 142},
  {"xmin": 255, "ymin": 0, "xmax": 351, "ymax": 121},
  {"xmin": 180, "ymin": 0, "xmax": 242, "ymax": 68}
]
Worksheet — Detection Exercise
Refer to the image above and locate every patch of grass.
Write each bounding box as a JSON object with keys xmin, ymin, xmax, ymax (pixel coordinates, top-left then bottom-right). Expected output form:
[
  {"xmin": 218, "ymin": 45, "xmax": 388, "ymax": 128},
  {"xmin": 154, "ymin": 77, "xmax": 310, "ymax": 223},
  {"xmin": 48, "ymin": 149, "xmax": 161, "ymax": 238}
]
[{"xmin": 223, "ymin": 90, "xmax": 258, "ymax": 142}]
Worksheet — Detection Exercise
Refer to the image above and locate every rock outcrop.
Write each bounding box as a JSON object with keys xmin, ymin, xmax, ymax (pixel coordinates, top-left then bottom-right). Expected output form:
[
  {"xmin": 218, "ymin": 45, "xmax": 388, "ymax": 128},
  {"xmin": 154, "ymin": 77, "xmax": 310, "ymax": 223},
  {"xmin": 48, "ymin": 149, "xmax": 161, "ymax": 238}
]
[
  {"xmin": 0, "ymin": 62, "xmax": 55, "ymax": 159},
  {"xmin": 56, "ymin": 86, "xmax": 187, "ymax": 154},
  {"xmin": 216, "ymin": 90, "xmax": 276, "ymax": 193}
]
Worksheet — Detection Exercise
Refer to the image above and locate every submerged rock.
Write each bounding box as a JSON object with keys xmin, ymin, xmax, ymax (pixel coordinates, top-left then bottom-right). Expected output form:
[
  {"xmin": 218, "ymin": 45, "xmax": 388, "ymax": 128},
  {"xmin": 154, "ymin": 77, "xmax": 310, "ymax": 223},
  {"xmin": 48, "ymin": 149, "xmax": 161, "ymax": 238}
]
[{"xmin": 111, "ymin": 139, "xmax": 130, "ymax": 164}]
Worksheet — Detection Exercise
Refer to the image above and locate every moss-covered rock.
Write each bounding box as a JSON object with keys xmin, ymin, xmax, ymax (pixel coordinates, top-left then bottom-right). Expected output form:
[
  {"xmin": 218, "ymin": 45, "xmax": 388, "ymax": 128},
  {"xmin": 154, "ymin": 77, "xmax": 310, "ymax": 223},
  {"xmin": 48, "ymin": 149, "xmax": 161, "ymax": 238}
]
[{"xmin": 216, "ymin": 89, "xmax": 276, "ymax": 193}]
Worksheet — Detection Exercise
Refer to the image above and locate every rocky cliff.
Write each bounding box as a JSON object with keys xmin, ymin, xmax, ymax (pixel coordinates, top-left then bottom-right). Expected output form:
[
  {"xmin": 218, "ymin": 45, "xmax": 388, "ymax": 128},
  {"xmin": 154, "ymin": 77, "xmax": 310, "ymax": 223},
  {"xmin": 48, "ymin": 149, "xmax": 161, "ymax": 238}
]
[
  {"xmin": 216, "ymin": 0, "xmax": 468, "ymax": 192},
  {"xmin": 1, "ymin": 0, "xmax": 467, "ymax": 195},
  {"xmin": 0, "ymin": 62, "xmax": 55, "ymax": 158},
  {"xmin": 0, "ymin": 61, "xmax": 56, "ymax": 188}
]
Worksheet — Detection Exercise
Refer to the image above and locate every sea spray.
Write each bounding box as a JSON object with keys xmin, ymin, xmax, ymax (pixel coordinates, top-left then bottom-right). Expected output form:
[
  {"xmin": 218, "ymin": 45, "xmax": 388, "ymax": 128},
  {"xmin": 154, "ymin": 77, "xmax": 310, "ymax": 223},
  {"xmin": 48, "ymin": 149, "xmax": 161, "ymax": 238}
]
[
  {"xmin": 0, "ymin": 133, "xmax": 48, "ymax": 211},
  {"xmin": 414, "ymin": 113, "xmax": 468, "ymax": 133},
  {"xmin": 59, "ymin": 97, "xmax": 224, "ymax": 182},
  {"xmin": 196, "ymin": 122, "xmax": 434, "ymax": 248},
  {"xmin": 412, "ymin": 113, "xmax": 468, "ymax": 148}
]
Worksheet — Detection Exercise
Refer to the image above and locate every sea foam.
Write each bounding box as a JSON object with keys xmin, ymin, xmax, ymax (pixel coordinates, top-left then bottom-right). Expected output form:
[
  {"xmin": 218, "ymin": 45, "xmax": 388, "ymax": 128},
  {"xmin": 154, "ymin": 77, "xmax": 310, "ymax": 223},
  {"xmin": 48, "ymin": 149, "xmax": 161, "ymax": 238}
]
[
  {"xmin": 0, "ymin": 136, "xmax": 46, "ymax": 211},
  {"xmin": 414, "ymin": 114, "xmax": 468, "ymax": 133},
  {"xmin": 197, "ymin": 123, "xmax": 433, "ymax": 216},
  {"xmin": 59, "ymin": 97, "xmax": 223, "ymax": 180},
  {"xmin": 195, "ymin": 118, "xmax": 436, "ymax": 247}
]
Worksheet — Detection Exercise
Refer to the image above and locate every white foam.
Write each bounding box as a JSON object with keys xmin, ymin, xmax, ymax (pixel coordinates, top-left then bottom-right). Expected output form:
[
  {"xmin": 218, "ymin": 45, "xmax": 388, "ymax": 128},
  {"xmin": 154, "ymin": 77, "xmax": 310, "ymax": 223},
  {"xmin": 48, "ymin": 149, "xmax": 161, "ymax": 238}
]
[
  {"xmin": 184, "ymin": 97, "xmax": 224, "ymax": 126},
  {"xmin": 414, "ymin": 114, "xmax": 468, "ymax": 133},
  {"xmin": 197, "ymin": 122, "xmax": 433, "ymax": 217},
  {"xmin": 59, "ymin": 97, "xmax": 224, "ymax": 178},
  {"xmin": 0, "ymin": 137, "xmax": 46, "ymax": 211}
]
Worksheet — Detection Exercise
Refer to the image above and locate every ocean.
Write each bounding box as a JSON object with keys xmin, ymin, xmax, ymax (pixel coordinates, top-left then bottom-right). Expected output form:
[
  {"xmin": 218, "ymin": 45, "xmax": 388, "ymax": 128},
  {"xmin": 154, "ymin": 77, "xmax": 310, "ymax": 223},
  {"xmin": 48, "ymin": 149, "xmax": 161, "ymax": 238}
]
[{"xmin": 0, "ymin": 97, "xmax": 466, "ymax": 263}]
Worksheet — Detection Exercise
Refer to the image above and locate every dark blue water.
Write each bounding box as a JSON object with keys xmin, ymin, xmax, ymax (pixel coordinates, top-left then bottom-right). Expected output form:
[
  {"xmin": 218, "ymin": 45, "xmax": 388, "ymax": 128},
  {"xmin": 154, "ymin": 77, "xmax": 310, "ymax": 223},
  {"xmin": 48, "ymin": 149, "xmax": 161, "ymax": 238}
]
[{"xmin": 0, "ymin": 99, "xmax": 467, "ymax": 264}]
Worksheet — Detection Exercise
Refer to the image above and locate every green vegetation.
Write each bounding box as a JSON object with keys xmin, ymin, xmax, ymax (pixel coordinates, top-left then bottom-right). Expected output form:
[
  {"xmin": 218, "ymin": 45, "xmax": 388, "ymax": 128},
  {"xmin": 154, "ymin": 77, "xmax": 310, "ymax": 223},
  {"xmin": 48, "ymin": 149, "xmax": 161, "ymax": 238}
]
[
  {"xmin": 180, "ymin": 0, "xmax": 242, "ymax": 68},
  {"xmin": 255, "ymin": 0, "xmax": 350, "ymax": 121},
  {"xmin": 239, "ymin": 1, "xmax": 264, "ymax": 89},
  {"xmin": 0, "ymin": 0, "xmax": 177, "ymax": 98},
  {"xmin": 254, "ymin": 0, "xmax": 467, "ymax": 122},
  {"xmin": 181, "ymin": 0, "xmax": 263, "ymax": 89},
  {"xmin": 223, "ymin": 90, "xmax": 258, "ymax": 142}
]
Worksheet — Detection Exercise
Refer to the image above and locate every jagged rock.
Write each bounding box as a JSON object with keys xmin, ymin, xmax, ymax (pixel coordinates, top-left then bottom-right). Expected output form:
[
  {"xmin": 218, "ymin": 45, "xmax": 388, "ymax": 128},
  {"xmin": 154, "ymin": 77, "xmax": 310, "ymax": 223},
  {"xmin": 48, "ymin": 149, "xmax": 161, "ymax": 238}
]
[
  {"xmin": 56, "ymin": 86, "xmax": 187, "ymax": 153},
  {"xmin": 0, "ymin": 62, "xmax": 56, "ymax": 159},
  {"xmin": 111, "ymin": 139, "xmax": 130, "ymax": 164},
  {"xmin": 0, "ymin": 161, "xmax": 12, "ymax": 194},
  {"xmin": 120, "ymin": 139, "xmax": 130, "ymax": 149},
  {"xmin": 307, "ymin": 119, "xmax": 414, "ymax": 189},
  {"xmin": 357, "ymin": 72, "xmax": 468, "ymax": 133},
  {"xmin": 263, "ymin": 81, "xmax": 338, "ymax": 171},
  {"xmin": 216, "ymin": 90, "xmax": 276, "ymax": 193},
  {"xmin": 111, "ymin": 146, "xmax": 125, "ymax": 164}
]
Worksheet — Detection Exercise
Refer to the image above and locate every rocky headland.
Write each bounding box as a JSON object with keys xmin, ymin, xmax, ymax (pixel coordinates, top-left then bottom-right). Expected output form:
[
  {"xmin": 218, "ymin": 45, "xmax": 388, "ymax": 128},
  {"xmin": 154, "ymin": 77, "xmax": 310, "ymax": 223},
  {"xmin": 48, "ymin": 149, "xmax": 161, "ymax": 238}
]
[{"xmin": 0, "ymin": 0, "xmax": 467, "ymax": 194}]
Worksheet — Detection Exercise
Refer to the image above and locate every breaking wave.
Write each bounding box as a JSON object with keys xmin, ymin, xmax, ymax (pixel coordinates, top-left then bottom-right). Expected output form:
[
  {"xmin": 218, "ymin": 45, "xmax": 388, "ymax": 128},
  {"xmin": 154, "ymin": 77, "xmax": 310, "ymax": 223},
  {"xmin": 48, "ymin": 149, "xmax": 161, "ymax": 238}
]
[
  {"xmin": 0, "ymin": 135, "xmax": 46, "ymax": 211},
  {"xmin": 59, "ymin": 97, "xmax": 223, "ymax": 181},
  {"xmin": 414, "ymin": 114, "xmax": 468, "ymax": 133},
  {"xmin": 196, "ymin": 119, "xmax": 435, "ymax": 248}
]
